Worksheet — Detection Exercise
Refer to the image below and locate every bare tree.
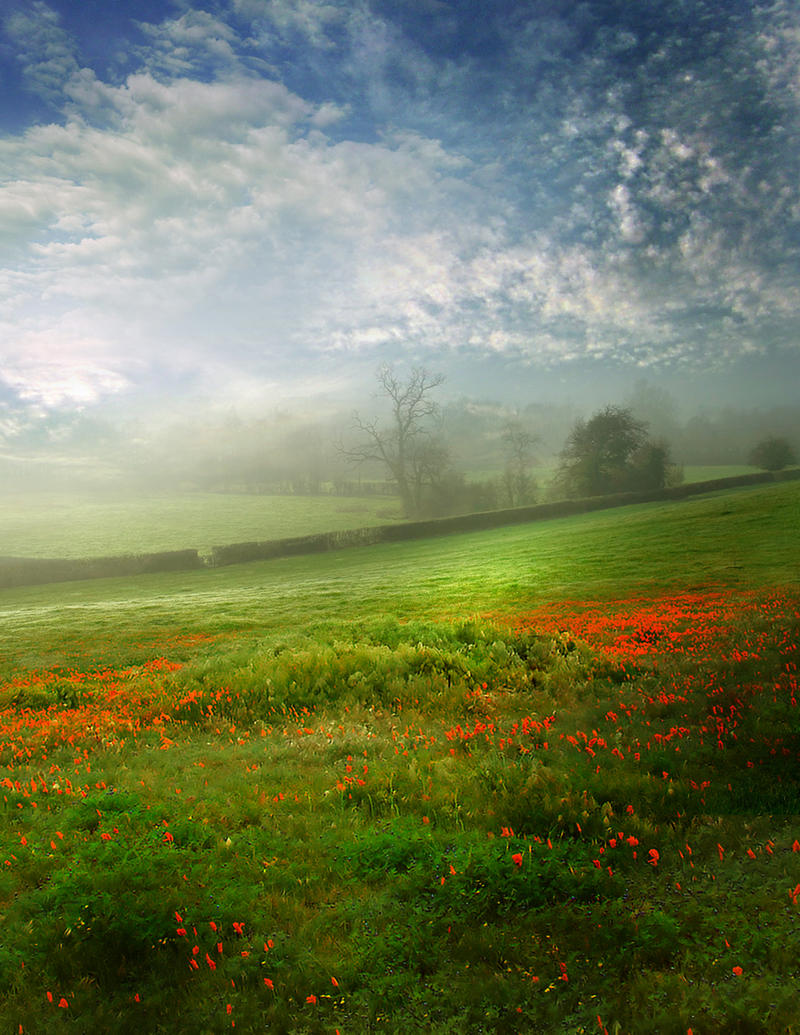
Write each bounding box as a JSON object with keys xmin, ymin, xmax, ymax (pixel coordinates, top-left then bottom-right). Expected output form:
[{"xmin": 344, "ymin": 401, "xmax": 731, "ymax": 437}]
[
  {"xmin": 500, "ymin": 418, "xmax": 538, "ymax": 506},
  {"xmin": 344, "ymin": 365, "xmax": 447, "ymax": 517}
]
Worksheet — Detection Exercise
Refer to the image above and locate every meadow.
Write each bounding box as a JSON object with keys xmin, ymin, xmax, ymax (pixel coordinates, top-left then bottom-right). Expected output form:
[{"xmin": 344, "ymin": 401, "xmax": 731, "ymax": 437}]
[
  {"xmin": 0, "ymin": 480, "xmax": 798, "ymax": 1033},
  {"xmin": 0, "ymin": 492, "xmax": 403, "ymax": 561},
  {"xmin": 0, "ymin": 466, "xmax": 758, "ymax": 561}
]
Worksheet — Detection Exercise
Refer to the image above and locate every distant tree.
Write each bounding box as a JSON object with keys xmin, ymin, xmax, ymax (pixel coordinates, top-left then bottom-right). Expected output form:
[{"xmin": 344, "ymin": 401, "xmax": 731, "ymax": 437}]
[
  {"xmin": 344, "ymin": 365, "xmax": 448, "ymax": 517},
  {"xmin": 749, "ymin": 435, "xmax": 797, "ymax": 471},
  {"xmin": 555, "ymin": 405, "xmax": 677, "ymax": 497},
  {"xmin": 500, "ymin": 419, "xmax": 538, "ymax": 506}
]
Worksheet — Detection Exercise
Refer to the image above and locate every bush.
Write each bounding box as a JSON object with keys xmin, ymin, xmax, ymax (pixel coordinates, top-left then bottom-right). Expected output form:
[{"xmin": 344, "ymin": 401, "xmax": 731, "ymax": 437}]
[{"xmin": 748, "ymin": 435, "xmax": 797, "ymax": 471}]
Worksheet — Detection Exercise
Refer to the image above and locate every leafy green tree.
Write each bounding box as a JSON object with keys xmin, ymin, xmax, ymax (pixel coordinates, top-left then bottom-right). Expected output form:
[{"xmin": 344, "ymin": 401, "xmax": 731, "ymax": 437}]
[
  {"xmin": 556, "ymin": 405, "xmax": 677, "ymax": 497},
  {"xmin": 748, "ymin": 435, "xmax": 797, "ymax": 472}
]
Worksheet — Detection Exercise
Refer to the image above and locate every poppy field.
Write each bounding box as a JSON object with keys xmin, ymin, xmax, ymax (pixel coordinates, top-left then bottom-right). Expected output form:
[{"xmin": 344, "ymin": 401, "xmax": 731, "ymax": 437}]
[{"xmin": 0, "ymin": 482, "xmax": 798, "ymax": 1032}]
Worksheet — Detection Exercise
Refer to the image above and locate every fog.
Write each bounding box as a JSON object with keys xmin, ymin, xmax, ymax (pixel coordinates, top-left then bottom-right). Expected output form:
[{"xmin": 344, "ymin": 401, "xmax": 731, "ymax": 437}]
[{"xmin": 2, "ymin": 373, "xmax": 798, "ymax": 501}]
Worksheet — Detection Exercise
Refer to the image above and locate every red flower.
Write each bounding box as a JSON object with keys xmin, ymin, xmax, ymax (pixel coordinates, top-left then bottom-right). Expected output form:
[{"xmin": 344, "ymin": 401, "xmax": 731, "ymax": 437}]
[
  {"xmin": 732, "ymin": 965, "xmax": 743, "ymax": 976},
  {"xmin": 512, "ymin": 852, "xmax": 523, "ymax": 867}
]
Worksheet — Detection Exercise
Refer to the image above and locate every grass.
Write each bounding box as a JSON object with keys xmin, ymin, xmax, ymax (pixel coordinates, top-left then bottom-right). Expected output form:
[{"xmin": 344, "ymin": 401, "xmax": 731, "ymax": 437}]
[
  {"xmin": 0, "ymin": 466, "xmax": 761, "ymax": 561},
  {"xmin": 0, "ymin": 491, "xmax": 403, "ymax": 560},
  {"xmin": 0, "ymin": 479, "xmax": 798, "ymax": 1032}
]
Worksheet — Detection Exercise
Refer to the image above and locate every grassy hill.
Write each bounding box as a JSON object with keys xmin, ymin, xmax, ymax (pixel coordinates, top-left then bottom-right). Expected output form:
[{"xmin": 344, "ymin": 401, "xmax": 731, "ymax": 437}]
[
  {"xmin": 0, "ymin": 465, "xmax": 763, "ymax": 561},
  {"xmin": 0, "ymin": 491, "xmax": 403, "ymax": 560},
  {"xmin": 0, "ymin": 480, "xmax": 798, "ymax": 1032}
]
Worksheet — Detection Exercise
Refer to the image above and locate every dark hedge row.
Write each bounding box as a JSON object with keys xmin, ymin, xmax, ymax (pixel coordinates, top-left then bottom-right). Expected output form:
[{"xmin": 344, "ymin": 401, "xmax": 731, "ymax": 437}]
[
  {"xmin": 0, "ymin": 549, "xmax": 203, "ymax": 589},
  {"xmin": 3, "ymin": 468, "xmax": 798, "ymax": 588}
]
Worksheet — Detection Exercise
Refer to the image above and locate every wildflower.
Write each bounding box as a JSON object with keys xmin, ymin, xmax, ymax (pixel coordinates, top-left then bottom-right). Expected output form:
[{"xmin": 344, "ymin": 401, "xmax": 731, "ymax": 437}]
[
  {"xmin": 648, "ymin": 849, "xmax": 659, "ymax": 867},
  {"xmin": 58, "ymin": 999, "xmax": 68, "ymax": 1008},
  {"xmin": 512, "ymin": 852, "xmax": 523, "ymax": 867},
  {"xmin": 331, "ymin": 976, "xmax": 339, "ymax": 987},
  {"xmin": 732, "ymin": 966, "xmax": 743, "ymax": 976},
  {"xmin": 306, "ymin": 994, "xmax": 317, "ymax": 1005},
  {"xmin": 264, "ymin": 978, "xmax": 274, "ymax": 990}
]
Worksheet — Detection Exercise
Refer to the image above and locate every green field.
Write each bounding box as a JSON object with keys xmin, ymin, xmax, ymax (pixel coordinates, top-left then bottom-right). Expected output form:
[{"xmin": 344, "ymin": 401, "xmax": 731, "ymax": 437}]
[
  {"xmin": 0, "ymin": 466, "xmax": 762, "ymax": 562},
  {"xmin": 0, "ymin": 480, "xmax": 798, "ymax": 1032},
  {"xmin": 0, "ymin": 492, "xmax": 403, "ymax": 560}
]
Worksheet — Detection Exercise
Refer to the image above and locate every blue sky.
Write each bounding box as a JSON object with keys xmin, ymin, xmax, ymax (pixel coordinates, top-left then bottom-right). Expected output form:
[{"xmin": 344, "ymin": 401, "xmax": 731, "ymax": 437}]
[{"xmin": 1, "ymin": 0, "xmax": 799, "ymax": 442}]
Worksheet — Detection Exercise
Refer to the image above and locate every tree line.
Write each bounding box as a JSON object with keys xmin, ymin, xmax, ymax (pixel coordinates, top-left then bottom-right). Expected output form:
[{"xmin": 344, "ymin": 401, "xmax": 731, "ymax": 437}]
[
  {"xmin": 344, "ymin": 367, "xmax": 797, "ymax": 519},
  {"xmin": 29, "ymin": 367, "xmax": 794, "ymax": 508}
]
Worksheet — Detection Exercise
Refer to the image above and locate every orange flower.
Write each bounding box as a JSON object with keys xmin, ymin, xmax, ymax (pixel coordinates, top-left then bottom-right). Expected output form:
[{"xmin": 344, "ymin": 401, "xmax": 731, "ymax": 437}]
[
  {"xmin": 512, "ymin": 852, "xmax": 523, "ymax": 867},
  {"xmin": 732, "ymin": 965, "xmax": 743, "ymax": 976},
  {"xmin": 306, "ymin": 994, "xmax": 317, "ymax": 1005},
  {"xmin": 264, "ymin": 978, "xmax": 274, "ymax": 990}
]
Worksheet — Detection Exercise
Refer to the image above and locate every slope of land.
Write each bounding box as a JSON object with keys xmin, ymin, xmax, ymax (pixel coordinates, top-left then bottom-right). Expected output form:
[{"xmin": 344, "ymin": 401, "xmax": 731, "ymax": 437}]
[{"xmin": 0, "ymin": 481, "xmax": 797, "ymax": 1033}]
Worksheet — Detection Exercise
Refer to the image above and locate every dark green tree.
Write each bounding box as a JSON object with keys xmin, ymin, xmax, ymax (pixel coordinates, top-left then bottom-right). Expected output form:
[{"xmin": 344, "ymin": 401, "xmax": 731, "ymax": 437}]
[
  {"xmin": 556, "ymin": 405, "xmax": 677, "ymax": 498},
  {"xmin": 748, "ymin": 435, "xmax": 796, "ymax": 472}
]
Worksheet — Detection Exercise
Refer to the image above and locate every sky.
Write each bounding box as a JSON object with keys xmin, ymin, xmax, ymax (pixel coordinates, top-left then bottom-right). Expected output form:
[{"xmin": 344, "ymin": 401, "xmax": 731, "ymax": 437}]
[{"xmin": 2, "ymin": 0, "xmax": 800, "ymax": 453}]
